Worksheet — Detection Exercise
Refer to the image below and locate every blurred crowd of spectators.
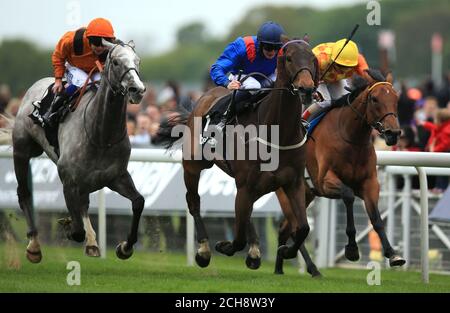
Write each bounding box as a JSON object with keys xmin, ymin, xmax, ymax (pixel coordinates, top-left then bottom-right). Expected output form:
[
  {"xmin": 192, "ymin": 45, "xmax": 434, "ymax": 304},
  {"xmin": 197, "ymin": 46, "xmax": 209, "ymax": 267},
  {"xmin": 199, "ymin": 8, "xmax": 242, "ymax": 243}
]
[{"xmin": 372, "ymin": 73, "xmax": 450, "ymax": 192}]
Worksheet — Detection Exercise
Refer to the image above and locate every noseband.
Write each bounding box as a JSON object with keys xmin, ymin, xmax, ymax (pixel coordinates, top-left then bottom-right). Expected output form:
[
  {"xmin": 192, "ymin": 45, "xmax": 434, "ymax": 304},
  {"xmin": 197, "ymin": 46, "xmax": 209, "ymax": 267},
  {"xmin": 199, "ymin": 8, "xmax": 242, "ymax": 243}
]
[
  {"xmin": 103, "ymin": 44, "xmax": 141, "ymax": 96},
  {"xmin": 347, "ymin": 81, "xmax": 397, "ymax": 134}
]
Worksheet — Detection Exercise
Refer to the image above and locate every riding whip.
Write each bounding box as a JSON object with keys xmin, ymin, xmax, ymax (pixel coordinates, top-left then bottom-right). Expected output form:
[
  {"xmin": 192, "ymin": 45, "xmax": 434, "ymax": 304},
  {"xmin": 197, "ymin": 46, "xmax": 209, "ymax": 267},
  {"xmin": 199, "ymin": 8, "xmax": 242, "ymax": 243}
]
[
  {"xmin": 318, "ymin": 24, "xmax": 360, "ymax": 82},
  {"xmin": 224, "ymin": 69, "xmax": 243, "ymax": 121}
]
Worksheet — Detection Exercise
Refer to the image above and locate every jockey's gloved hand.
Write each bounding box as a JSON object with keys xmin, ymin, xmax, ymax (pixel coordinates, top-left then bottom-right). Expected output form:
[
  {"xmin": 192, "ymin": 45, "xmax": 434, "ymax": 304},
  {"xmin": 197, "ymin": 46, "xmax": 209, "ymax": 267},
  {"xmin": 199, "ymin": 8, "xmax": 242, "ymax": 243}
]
[{"xmin": 313, "ymin": 91, "xmax": 323, "ymax": 102}]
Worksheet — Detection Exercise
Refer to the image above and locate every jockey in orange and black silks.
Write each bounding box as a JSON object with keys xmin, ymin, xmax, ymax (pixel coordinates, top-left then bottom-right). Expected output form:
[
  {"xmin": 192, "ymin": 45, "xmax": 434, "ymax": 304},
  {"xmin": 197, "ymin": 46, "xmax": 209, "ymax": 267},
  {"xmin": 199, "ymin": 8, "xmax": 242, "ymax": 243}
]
[
  {"xmin": 302, "ymin": 39, "xmax": 370, "ymax": 121},
  {"xmin": 43, "ymin": 17, "xmax": 116, "ymax": 127},
  {"xmin": 210, "ymin": 21, "xmax": 285, "ymax": 122}
]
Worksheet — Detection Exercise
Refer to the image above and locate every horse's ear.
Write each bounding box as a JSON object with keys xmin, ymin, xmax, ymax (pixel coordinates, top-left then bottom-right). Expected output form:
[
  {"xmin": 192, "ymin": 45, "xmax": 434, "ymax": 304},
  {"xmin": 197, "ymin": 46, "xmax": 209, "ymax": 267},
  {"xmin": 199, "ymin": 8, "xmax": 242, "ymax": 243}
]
[
  {"xmin": 102, "ymin": 38, "xmax": 115, "ymax": 49},
  {"xmin": 128, "ymin": 40, "xmax": 136, "ymax": 49},
  {"xmin": 281, "ymin": 34, "xmax": 290, "ymax": 44},
  {"xmin": 303, "ymin": 33, "xmax": 310, "ymax": 43},
  {"xmin": 386, "ymin": 72, "xmax": 394, "ymax": 84}
]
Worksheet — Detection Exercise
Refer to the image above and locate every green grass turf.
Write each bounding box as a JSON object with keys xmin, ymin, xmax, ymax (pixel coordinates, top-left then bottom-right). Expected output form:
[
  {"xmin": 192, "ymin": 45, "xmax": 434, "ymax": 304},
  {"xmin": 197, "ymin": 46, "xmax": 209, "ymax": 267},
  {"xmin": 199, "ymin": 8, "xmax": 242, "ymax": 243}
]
[{"xmin": 1, "ymin": 243, "xmax": 450, "ymax": 293}]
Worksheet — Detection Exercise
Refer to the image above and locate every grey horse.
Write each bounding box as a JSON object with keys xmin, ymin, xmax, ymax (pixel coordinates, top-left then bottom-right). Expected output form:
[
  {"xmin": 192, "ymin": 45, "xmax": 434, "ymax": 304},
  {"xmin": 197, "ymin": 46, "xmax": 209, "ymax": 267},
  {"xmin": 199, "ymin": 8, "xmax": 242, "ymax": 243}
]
[{"xmin": 11, "ymin": 39, "xmax": 146, "ymax": 263}]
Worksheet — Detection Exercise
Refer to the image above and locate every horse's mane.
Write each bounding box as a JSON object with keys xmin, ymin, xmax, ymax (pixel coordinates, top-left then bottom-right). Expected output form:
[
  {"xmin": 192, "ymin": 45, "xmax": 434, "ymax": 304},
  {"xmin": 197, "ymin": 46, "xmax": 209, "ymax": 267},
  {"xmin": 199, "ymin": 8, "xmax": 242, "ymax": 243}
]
[{"xmin": 333, "ymin": 68, "xmax": 386, "ymax": 107}]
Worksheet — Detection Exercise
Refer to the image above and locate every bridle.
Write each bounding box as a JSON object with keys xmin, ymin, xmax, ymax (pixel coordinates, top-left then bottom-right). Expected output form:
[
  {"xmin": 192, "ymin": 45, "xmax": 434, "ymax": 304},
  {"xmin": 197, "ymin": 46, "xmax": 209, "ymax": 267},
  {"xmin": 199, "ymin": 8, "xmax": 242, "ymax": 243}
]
[
  {"xmin": 103, "ymin": 43, "xmax": 142, "ymax": 96},
  {"xmin": 282, "ymin": 39, "xmax": 317, "ymax": 96},
  {"xmin": 345, "ymin": 81, "xmax": 398, "ymax": 135}
]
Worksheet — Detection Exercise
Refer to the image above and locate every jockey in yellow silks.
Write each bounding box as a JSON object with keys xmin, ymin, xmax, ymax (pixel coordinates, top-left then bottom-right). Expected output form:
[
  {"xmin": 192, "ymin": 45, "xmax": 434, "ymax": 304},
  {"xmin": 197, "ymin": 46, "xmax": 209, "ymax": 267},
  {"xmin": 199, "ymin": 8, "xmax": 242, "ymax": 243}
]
[{"xmin": 302, "ymin": 39, "xmax": 370, "ymax": 121}]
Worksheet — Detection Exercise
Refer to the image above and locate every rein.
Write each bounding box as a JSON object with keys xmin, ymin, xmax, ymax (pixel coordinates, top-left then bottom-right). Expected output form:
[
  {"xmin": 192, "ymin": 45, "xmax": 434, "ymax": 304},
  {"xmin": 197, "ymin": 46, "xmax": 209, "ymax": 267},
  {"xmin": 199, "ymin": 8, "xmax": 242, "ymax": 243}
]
[{"xmin": 82, "ymin": 43, "xmax": 137, "ymax": 149}]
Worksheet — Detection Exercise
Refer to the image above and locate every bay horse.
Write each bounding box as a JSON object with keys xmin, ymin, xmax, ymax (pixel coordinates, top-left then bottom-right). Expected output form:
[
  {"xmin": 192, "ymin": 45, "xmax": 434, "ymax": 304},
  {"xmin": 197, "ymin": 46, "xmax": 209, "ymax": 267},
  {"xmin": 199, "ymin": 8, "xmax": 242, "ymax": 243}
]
[
  {"xmin": 158, "ymin": 37, "xmax": 317, "ymax": 269},
  {"xmin": 274, "ymin": 70, "xmax": 406, "ymax": 276},
  {"xmin": 9, "ymin": 39, "xmax": 146, "ymax": 263}
]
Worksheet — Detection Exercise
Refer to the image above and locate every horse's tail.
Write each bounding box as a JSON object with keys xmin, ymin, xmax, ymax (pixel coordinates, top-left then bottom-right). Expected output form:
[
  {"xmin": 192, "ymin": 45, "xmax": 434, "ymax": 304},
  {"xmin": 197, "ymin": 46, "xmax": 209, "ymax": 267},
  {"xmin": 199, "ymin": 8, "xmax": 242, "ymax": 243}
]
[
  {"xmin": 0, "ymin": 114, "xmax": 15, "ymax": 145},
  {"xmin": 155, "ymin": 105, "xmax": 192, "ymax": 150}
]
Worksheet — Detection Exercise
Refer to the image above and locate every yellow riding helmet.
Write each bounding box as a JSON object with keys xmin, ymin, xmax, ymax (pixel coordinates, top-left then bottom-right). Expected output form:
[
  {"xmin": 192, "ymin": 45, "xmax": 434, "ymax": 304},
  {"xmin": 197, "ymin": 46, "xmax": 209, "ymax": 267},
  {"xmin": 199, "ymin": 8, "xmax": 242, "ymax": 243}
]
[{"xmin": 331, "ymin": 39, "xmax": 359, "ymax": 67}]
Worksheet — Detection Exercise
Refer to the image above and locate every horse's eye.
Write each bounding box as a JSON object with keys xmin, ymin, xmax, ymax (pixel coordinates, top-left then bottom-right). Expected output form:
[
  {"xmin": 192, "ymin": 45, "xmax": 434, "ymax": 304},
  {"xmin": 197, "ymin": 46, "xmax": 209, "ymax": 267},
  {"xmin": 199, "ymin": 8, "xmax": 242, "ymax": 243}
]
[
  {"xmin": 371, "ymin": 96, "xmax": 378, "ymax": 103},
  {"xmin": 112, "ymin": 59, "xmax": 119, "ymax": 66},
  {"xmin": 286, "ymin": 56, "xmax": 292, "ymax": 62}
]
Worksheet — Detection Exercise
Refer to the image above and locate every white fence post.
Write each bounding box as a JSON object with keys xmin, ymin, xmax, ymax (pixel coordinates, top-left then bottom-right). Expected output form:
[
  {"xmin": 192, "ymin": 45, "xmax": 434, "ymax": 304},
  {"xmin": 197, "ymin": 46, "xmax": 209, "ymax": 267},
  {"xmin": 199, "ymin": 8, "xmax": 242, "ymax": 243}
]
[
  {"xmin": 316, "ymin": 197, "xmax": 330, "ymax": 268},
  {"xmin": 328, "ymin": 199, "xmax": 337, "ymax": 268},
  {"xmin": 416, "ymin": 167, "xmax": 429, "ymax": 284},
  {"xmin": 98, "ymin": 188, "xmax": 106, "ymax": 259},
  {"xmin": 387, "ymin": 172, "xmax": 396, "ymax": 267},
  {"xmin": 402, "ymin": 174, "xmax": 411, "ymax": 269},
  {"xmin": 186, "ymin": 209, "xmax": 195, "ymax": 266}
]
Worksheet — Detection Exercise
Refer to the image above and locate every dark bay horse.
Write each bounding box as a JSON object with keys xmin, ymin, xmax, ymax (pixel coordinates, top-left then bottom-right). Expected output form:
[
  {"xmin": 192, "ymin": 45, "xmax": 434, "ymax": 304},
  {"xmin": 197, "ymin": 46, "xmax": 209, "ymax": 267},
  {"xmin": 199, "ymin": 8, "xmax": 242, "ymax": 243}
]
[
  {"xmin": 10, "ymin": 40, "xmax": 146, "ymax": 263},
  {"xmin": 274, "ymin": 70, "xmax": 406, "ymax": 276},
  {"xmin": 158, "ymin": 37, "xmax": 317, "ymax": 269}
]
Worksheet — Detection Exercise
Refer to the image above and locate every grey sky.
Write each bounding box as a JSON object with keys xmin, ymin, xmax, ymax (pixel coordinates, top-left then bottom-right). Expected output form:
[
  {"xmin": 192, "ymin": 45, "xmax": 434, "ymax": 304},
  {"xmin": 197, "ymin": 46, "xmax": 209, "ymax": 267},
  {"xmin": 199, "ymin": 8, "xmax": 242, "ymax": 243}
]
[{"xmin": 0, "ymin": 0, "xmax": 365, "ymax": 55}]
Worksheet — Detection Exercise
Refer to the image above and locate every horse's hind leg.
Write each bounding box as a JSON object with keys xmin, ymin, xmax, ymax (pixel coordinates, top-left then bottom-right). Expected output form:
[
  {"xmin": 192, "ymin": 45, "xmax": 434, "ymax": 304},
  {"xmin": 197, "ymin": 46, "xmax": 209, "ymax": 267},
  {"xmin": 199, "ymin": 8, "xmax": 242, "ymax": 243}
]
[
  {"xmin": 184, "ymin": 162, "xmax": 212, "ymax": 268},
  {"xmin": 107, "ymin": 171, "xmax": 144, "ymax": 260},
  {"xmin": 360, "ymin": 177, "xmax": 405, "ymax": 267},
  {"xmin": 245, "ymin": 220, "xmax": 261, "ymax": 270},
  {"xmin": 13, "ymin": 135, "xmax": 43, "ymax": 263}
]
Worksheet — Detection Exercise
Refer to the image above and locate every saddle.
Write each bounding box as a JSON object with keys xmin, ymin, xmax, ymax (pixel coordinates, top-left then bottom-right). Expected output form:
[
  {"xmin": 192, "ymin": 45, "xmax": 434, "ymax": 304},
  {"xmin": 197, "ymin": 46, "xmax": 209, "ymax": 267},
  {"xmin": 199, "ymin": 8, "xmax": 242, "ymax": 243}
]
[
  {"xmin": 29, "ymin": 82, "xmax": 97, "ymax": 156},
  {"xmin": 200, "ymin": 90, "xmax": 270, "ymax": 146}
]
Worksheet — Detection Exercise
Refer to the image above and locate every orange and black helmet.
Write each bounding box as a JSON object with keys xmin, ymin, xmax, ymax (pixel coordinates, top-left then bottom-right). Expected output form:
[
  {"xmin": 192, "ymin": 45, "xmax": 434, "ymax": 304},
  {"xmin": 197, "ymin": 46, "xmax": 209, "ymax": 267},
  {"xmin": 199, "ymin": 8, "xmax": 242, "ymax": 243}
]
[{"xmin": 86, "ymin": 18, "xmax": 115, "ymax": 39}]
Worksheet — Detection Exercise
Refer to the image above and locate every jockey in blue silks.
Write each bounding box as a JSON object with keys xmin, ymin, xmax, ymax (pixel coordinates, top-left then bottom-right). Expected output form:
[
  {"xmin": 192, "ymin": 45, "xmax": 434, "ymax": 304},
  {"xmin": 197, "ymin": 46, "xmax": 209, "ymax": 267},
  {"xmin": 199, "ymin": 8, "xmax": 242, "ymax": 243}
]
[{"xmin": 210, "ymin": 21, "xmax": 285, "ymax": 131}]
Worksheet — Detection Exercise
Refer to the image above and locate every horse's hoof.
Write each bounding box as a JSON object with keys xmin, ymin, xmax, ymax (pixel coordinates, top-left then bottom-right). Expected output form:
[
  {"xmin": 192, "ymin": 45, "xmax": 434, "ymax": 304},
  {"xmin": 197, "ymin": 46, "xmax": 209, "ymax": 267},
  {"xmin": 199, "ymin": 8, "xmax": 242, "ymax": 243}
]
[
  {"xmin": 85, "ymin": 245, "xmax": 101, "ymax": 257},
  {"xmin": 278, "ymin": 245, "xmax": 297, "ymax": 259},
  {"xmin": 245, "ymin": 255, "xmax": 261, "ymax": 270},
  {"xmin": 389, "ymin": 255, "xmax": 406, "ymax": 267},
  {"xmin": 274, "ymin": 268, "xmax": 284, "ymax": 275},
  {"xmin": 345, "ymin": 244, "xmax": 360, "ymax": 262},
  {"xmin": 195, "ymin": 252, "xmax": 211, "ymax": 268},
  {"xmin": 26, "ymin": 249, "xmax": 42, "ymax": 264},
  {"xmin": 115, "ymin": 241, "xmax": 133, "ymax": 260},
  {"xmin": 310, "ymin": 268, "xmax": 322, "ymax": 278},
  {"xmin": 215, "ymin": 241, "xmax": 235, "ymax": 256}
]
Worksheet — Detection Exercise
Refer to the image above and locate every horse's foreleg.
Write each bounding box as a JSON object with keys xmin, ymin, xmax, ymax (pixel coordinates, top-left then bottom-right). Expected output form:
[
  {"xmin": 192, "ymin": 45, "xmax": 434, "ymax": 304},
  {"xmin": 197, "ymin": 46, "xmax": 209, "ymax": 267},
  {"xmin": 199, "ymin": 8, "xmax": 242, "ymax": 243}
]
[
  {"xmin": 341, "ymin": 185, "xmax": 359, "ymax": 262},
  {"xmin": 274, "ymin": 188, "xmax": 293, "ymax": 274},
  {"xmin": 245, "ymin": 220, "xmax": 261, "ymax": 270},
  {"xmin": 216, "ymin": 187, "xmax": 254, "ymax": 257},
  {"xmin": 321, "ymin": 172, "xmax": 360, "ymax": 261},
  {"xmin": 278, "ymin": 181, "xmax": 309, "ymax": 260},
  {"xmin": 107, "ymin": 171, "xmax": 144, "ymax": 260},
  {"xmin": 275, "ymin": 185, "xmax": 320, "ymax": 276},
  {"xmin": 62, "ymin": 186, "xmax": 86, "ymax": 243},
  {"xmin": 360, "ymin": 177, "xmax": 405, "ymax": 267},
  {"xmin": 81, "ymin": 198, "xmax": 100, "ymax": 257},
  {"xmin": 184, "ymin": 166, "xmax": 211, "ymax": 268},
  {"xmin": 13, "ymin": 149, "xmax": 42, "ymax": 263}
]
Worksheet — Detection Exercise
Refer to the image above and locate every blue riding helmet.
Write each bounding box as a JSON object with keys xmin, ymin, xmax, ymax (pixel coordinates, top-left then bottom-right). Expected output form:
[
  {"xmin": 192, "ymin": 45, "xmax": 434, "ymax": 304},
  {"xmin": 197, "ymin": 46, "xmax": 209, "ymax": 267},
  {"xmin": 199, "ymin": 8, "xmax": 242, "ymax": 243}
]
[{"xmin": 257, "ymin": 21, "xmax": 285, "ymax": 46}]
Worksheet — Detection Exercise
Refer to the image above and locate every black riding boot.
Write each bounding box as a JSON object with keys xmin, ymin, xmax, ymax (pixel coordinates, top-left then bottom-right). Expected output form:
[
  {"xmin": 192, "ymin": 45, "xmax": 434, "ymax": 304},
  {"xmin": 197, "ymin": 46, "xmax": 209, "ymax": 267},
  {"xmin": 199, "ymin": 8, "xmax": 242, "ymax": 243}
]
[
  {"xmin": 215, "ymin": 90, "xmax": 252, "ymax": 131},
  {"xmin": 42, "ymin": 92, "xmax": 70, "ymax": 127}
]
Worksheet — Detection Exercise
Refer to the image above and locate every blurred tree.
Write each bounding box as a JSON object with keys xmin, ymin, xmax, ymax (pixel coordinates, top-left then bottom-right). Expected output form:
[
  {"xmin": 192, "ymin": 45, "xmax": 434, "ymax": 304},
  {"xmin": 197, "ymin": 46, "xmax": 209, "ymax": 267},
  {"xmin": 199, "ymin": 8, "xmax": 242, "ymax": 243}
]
[
  {"xmin": 0, "ymin": 40, "xmax": 52, "ymax": 96},
  {"xmin": 176, "ymin": 22, "xmax": 207, "ymax": 46}
]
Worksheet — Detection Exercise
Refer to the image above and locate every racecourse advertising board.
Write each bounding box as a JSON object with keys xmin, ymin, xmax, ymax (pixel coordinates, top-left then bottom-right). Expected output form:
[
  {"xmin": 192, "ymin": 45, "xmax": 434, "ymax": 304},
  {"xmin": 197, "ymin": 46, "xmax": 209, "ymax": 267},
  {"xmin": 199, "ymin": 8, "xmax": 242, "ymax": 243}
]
[{"xmin": 0, "ymin": 158, "xmax": 280, "ymax": 216}]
